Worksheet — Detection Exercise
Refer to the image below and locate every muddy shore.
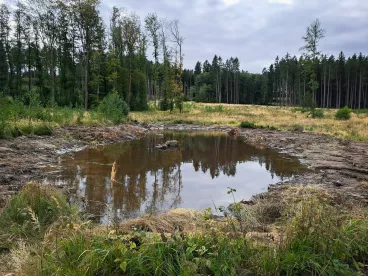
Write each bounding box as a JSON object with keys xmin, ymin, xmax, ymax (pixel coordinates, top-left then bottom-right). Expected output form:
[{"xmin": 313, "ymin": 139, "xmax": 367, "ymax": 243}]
[{"xmin": 0, "ymin": 123, "xmax": 367, "ymax": 209}]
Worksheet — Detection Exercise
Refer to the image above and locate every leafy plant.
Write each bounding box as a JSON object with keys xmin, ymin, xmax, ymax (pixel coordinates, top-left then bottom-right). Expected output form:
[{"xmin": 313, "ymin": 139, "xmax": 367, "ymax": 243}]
[
  {"xmin": 98, "ymin": 91, "xmax": 129, "ymax": 124},
  {"xmin": 310, "ymin": 108, "xmax": 324, "ymax": 118},
  {"xmin": 335, "ymin": 106, "xmax": 352, "ymax": 120}
]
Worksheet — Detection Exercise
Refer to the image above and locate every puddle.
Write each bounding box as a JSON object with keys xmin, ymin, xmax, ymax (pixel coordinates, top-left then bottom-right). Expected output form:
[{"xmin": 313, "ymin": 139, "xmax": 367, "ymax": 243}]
[{"xmin": 45, "ymin": 131, "xmax": 309, "ymax": 223}]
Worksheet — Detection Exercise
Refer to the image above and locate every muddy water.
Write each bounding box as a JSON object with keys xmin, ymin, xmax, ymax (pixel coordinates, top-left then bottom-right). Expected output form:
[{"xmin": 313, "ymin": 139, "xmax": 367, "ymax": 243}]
[{"xmin": 48, "ymin": 131, "xmax": 308, "ymax": 223}]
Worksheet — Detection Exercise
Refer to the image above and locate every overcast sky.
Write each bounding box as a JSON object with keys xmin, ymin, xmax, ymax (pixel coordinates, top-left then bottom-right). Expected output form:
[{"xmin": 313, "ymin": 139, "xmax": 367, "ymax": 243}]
[{"xmin": 99, "ymin": 0, "xmax": 368, "ymax": 73}]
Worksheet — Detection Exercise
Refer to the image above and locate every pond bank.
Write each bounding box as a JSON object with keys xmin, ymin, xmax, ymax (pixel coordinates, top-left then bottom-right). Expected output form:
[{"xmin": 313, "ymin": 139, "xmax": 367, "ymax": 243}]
[{"xmin": 0, "ymin": 123, "xmax": 367, "ymax": 208}]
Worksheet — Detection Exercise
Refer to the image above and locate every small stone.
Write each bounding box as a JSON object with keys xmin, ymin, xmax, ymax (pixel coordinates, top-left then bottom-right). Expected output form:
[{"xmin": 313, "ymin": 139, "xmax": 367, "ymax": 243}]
[{"xmin": 165, "ymin": 140, "xmax": 179, "ymax": 148}]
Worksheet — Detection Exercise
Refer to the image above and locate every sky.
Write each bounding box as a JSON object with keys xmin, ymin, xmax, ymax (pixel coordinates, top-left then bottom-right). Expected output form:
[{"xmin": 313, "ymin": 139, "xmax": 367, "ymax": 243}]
[
  {"xmin": 3, "ymin": 0, "xmax": 368, "ymax": 73},
  {"xmin": 98, "ymin": 0, "xmax": 368, "ymax": 73}
]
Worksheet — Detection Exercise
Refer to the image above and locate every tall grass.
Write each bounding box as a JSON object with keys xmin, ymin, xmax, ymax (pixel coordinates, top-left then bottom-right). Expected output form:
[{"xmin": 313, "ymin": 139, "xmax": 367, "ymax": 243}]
[
  {"xmin": 0, "ymin": 94, "xmax": 129, "ymax": 138},
  {"xmin": 0, "ymin": 183, "xmax": 77, "ymax": 248},
  {"xmin": 5, "ymin": 184, "xmax": 367, "ymax": 275}
]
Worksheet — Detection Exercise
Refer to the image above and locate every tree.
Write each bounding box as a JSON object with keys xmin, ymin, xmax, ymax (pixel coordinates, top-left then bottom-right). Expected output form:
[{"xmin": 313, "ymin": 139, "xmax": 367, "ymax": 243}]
[
  {"xmin": 300, "ymin": 19, "xmax": 325, "ymax": 101},
  {"xmin": 145, "ymin": 13, "xmax": 161, "ymax": 107},
  {"xmin": 70, "ymin": 0, "xmax": 101, "ymax": 110}
]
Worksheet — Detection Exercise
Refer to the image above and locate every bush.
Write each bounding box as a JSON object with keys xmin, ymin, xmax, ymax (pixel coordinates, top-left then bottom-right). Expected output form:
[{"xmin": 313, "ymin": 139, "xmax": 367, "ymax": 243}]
[
  {"xmin": 159, "ymin": 98, "xmax": 170, "ymax": 111},
  {"xmin": 174, "ymin": 94, "xmax": 185, "ymax": 113},
  {"xmin": 335, "ymin": 106, "xmax": 352, "ymax": 120},
  {"xmin": 311, "ymin": 109, "xmax": 324, "ymax": 118},
  {"xmin": 240, "ymin": 121, "xmax": 257, "ymax": 129},
  {"xmin": 98, "ymin": 91, "xmax": 129, "ymax": 124}
]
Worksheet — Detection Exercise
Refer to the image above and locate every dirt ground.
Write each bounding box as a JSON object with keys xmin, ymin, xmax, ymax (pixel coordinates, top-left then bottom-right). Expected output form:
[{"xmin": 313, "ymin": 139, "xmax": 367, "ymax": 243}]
[{"xmin": 0, "ymin": 123, "xmax": 367, "ymax": 209}]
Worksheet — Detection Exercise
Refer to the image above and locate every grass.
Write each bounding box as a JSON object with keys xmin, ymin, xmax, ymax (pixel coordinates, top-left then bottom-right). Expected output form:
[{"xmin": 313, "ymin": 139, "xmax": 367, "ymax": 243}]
[
  {"xmin": 1, "ymin": 184, "xmax": 367, "ymax": 275},
  {"xmin": 0, "ymin": 97, "xmax": 129, "ymax": 139},
  {"xmin": 131, "ymin": 102, "xmax": 368, "ymax": 141},
  {"xmin": 0, "ymin": 183, "xmax": 78, "ymax": 248}
]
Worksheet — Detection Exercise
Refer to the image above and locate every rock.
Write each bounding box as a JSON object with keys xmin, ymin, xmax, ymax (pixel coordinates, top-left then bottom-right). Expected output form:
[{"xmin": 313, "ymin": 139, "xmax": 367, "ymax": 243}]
[
  {"xmin": 155, "ymin": 144, "xmax": 168, "ymax": 150},
  {"xmin": 165, "ymin": 140, "xmax": 179, "ymax": 148},
  {"xmin": 155, "ymin": 140, "xmax": 179, "ymax": 150}
]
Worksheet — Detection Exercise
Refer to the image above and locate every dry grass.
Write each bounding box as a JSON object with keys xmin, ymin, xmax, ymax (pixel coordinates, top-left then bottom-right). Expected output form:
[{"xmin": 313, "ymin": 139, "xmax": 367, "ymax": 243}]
[
  {"xmin": 120, "ymin": 208, "xmax": 206, "ymax": 233},
  {"xmin": 130, "ymin": 103, "xmax": 368, "ymax": 141}
]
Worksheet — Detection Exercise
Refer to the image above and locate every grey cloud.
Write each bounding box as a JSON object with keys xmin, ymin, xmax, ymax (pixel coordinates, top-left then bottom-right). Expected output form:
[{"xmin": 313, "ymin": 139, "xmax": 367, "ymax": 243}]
[{"xmin": 101, "ymin": 0, "xmax": 368, "ymax": 72}]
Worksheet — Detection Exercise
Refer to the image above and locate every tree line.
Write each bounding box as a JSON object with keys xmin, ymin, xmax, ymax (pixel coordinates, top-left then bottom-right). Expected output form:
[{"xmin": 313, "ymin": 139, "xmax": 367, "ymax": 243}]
[
  {"xmin": 1, "ymin": 4, "xmax": 367, "ymax": 111},
  {"xmin": 0, "ymin": 1, "xmax": 184, "ymax": 111},
  {"xmin": 185, "ymin": 20, "xmax": 368, "ymax": 109}
]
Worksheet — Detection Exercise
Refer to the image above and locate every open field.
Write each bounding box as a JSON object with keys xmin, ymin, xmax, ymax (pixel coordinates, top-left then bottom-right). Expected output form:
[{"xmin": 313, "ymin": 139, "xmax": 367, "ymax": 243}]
[{"xmin": 131, "ymin": 103, "xmax": 368, "ymax": 141}]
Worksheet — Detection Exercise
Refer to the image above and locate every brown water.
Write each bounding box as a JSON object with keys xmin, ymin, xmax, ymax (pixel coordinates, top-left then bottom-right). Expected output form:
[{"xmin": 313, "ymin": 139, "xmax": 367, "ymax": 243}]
[{"xmin": 47, "ymin": 131, "xmax": 308, "ymax": 223}]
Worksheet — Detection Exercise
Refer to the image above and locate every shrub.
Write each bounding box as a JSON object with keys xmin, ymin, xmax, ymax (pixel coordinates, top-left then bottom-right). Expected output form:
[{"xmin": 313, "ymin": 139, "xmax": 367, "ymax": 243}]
[
  {"xmin": 174, "ymin": 94, "xmax": 185, "ymax": 113},
  {"xmin": 335, "ymin": 106, "xmax": 352, "ymax": 120},
  {"xmin": 98, "ymin": 91, "xmax": 129, "ymax": 124},
  {"xmin": 240, "ymin": 121, "xmax": 257, "ymax": 129},
  {"xmin": 310, "ymin": 109, "xmax": 324, "ymax": 118},
  {"xmin": 159, "ymin": 98, "xmax": 170, "ymax": 111}
]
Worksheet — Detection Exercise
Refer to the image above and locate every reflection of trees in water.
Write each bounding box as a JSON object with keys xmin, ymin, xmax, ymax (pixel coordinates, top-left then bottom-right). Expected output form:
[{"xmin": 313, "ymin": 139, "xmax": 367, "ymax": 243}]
[{"xmin": 59, "ymin": 132, "xmax": 307, "ymax": 222}]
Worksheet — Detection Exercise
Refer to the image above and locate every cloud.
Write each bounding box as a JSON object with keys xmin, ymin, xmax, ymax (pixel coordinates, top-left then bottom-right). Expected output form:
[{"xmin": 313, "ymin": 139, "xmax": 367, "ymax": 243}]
[
  {"xmin": 222, "ymin": 0, "xmax": 240, "ymax": 6},
  {"xmin": 268, "ymin": 0, "xmax": 293, "ymax": 4},
  {"xmin": 57, "ymin": 0, "xmax": 368, "ymax": 73}
]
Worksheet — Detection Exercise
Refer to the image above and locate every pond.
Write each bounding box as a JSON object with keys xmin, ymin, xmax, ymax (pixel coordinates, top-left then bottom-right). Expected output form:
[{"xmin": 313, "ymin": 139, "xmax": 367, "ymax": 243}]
[{"xmin": 46, "ymin": 131, "xmax": 309, "ymax": 223}]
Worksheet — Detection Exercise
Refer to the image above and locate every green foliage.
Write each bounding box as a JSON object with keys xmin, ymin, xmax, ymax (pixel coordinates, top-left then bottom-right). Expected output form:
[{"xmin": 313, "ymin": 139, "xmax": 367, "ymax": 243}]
[
  {"xmin": 183, "ymin": 102, "xmax": 197, "ymax": 111},
  {"xmin": 0, "ymin": 184, "xmax": 77, "ymax": 247},
  {"xmin": 159, "ymin": 98, "xmax": 170, "ymax": 111},
  {"xmin": 98, "ymin": 91, "xmax": 129, "ymax": 124},
  {"xmin": 311, "ymin": 108, "xmax": 324, "ymax": 118},
  {"xmin": 301, "ymin": 92, "xmax": 315, "ymax": 109},
  {"xmin": 277, "ymin": 197, "xmax": 368, "ymax": 275},
  {"xmin": 335, "ymin": 106, "xmax": 352, "ymax": 120},
  {"xmin": 6, "ymin": 184, "xmax": 368, "ymax": 276},
  {"xmin": 240, "ymin": 121, "xmax": 278, "ymax": 130},
  {"xmin": 204, "ymin": 105, "xmax": 224, "ymax": 112},
  {"xmin": 40, "ymin": 229, "xmax": 252, "ymax": 276},
  {"xmin": 174, "ymin": 94, "xmax": 185, "ymax": 113},
  {"xmin": 353, "ymin": 109, "xmax": 368, "ymax": 115},
  {"xmin": 240, "ymin": 121, "xmax": 257, "ymax": 128},
  {"xmin": 0, "ymin": 94, "xmax": 10, "ymax": 138}
]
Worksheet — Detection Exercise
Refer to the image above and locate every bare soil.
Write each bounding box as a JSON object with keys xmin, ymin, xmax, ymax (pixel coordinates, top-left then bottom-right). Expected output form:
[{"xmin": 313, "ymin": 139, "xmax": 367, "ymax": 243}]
[{"xmin": 0, "ymin": 123, "xmax": 367, "ymax": 209}]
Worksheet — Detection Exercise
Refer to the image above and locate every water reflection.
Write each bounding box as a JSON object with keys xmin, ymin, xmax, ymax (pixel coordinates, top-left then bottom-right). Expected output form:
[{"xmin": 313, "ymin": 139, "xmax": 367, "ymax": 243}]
[{"xmin": 52, "ymin": 131, "xmax": 308, "ymax": 223}]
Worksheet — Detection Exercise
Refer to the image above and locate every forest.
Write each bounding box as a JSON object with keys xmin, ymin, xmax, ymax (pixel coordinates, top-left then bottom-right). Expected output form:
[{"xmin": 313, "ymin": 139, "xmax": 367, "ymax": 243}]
[
  {"xmin": 1, "ymin": 2, "xmax": 368, "ymax": 111},
  {"xmin": 186, "ymin": 51, "xmax": 368, "ymax": 109},
  {"xmin": 0, "ymin": 0, "xmax": 184, "ymax": 112}
]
